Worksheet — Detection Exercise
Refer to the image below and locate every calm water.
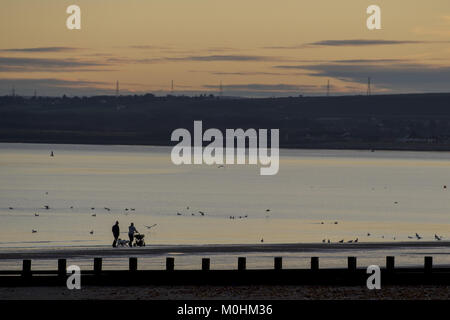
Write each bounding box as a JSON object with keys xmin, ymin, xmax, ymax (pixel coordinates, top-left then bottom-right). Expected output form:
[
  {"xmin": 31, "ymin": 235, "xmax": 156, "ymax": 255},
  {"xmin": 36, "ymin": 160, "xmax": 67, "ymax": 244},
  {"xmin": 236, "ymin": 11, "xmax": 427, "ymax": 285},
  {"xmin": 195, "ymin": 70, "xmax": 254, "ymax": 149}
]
[{"xmin": 0, "ymin": 143, "xmax": 449, "ymax": 268}]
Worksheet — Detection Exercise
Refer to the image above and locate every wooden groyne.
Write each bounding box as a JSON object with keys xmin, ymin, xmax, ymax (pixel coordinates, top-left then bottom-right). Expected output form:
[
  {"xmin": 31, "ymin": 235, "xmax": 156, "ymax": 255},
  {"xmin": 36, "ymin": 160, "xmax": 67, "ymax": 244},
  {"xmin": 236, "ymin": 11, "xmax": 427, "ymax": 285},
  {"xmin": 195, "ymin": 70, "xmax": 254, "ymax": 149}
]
[{"xmin": 0, "ymin": 256, "xmax": 449, "ymax": 287}]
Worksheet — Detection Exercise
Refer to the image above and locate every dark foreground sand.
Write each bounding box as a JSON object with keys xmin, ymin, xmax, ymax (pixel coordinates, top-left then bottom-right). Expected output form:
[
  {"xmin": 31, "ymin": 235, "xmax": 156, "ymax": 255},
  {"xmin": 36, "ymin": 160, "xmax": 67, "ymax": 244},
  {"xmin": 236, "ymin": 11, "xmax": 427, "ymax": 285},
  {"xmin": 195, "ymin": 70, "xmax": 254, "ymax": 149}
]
[{"xmin": 0, "ymin": 285, "xmax": 448, "ymax": 300}]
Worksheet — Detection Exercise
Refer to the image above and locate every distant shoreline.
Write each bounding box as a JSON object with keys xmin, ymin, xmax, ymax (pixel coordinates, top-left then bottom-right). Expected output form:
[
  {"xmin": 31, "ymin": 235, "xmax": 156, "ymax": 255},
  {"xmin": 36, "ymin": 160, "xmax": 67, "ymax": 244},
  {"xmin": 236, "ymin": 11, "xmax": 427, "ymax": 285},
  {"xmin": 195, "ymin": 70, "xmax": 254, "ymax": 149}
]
[
  {"xmin": 2, "ymin": 93, "xmax": 450, "ymax": 152},
  {"xmin": 2, "ymin": 139, "xmax": 450, "ymax": 153}
]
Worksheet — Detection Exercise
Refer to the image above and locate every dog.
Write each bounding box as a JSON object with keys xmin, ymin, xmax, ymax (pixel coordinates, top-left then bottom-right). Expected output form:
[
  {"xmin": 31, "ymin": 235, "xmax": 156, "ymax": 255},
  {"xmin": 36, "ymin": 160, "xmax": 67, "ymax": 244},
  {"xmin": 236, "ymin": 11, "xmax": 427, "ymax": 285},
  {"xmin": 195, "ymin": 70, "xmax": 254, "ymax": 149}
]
[{"xmin": 116, "ymin": 238, "xmax": 130, "ymax": 247}]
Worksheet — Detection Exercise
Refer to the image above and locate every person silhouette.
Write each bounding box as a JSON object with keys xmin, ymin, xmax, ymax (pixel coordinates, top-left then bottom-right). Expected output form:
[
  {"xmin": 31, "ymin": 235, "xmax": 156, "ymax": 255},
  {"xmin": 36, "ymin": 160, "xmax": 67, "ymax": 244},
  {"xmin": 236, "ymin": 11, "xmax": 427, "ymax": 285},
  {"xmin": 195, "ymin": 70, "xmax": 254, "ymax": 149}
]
[
  {"xmin": 112, "ymin": 221, "xmax": 120, "ymax": 247},
  {"xmin": 128, "ymin": 222, "xmax": 138, "ymax": 247}
]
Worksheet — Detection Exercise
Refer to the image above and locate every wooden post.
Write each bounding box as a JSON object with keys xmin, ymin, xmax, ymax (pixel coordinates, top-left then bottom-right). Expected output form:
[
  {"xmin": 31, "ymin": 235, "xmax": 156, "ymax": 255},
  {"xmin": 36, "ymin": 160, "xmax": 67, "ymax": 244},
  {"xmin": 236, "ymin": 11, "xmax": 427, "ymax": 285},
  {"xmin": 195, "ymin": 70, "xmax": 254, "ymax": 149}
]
[
  {"xmin": 166, "ymin": 257, "xmax": 175, "ymax": 271},
  {"xmin": 202, "ymin": 258, "xmax": 210, "ymax": 271},
  {"xmin": 238, "ymin": 257, "xmax": 246, "ymax": 271},
  {"xmin": 129, "ymin": 257, "xmax": 138, "ymax": 272},
  {"xmin": 348, "ymin": 257, "xmax": 357, "ymax": 272},
  {"xmin": 22, "ymin": 259, "xmax": 31, "ymax": 278},
  {"xmin": 424, "ymin": 256, "xmax": 433, "ymax": 274},
  {"xmin": 58, "ymin": 259, "xmax": 67, "ymax": 278},
  {"xmin": 311, "ymin": 257, "xmax": 319, "ymax": 271},
  {"xmin": 94, "ymin": 258, "xmax": 102, "ymax": 275},
  {"xmin": 274, "ymin": 257, "xmax": 282, "ymax": 270},
  {"xmin": 386, "ymin": 256, "xmax": 395, "ymax": 272}
]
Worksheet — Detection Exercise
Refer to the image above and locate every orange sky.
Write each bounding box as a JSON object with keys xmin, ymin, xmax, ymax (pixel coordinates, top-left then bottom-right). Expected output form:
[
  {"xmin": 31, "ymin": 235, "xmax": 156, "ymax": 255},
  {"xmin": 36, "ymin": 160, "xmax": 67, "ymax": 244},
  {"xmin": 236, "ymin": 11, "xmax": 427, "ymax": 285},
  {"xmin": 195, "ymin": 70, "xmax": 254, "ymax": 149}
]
[{"xmin": 1, "ymin": 0, "xmax": 450, "ymax": 96}]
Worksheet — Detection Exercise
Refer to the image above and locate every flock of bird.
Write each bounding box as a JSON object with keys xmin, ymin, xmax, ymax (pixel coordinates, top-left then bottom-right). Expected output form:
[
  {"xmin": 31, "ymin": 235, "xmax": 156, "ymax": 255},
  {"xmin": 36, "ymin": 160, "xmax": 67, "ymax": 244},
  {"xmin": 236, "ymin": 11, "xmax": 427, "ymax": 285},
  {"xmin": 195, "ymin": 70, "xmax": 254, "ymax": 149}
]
[
  {"xmin": 175, "ymin": 207, "xmax": 273, "ymax": 220},
  {"xmin": 176, "ymin": 207, "xmax": 208, "ymax": 217},
  {"xmin": 5, "ymin": 203, "xmax": 446, "ymax": 243},
  {"xmin": 321, "ymin": 230, "xmax": 445, "ymax": 244},
  {"xmin": 8, "ymin": 199, "xmax": 143, "ymax": 234}
]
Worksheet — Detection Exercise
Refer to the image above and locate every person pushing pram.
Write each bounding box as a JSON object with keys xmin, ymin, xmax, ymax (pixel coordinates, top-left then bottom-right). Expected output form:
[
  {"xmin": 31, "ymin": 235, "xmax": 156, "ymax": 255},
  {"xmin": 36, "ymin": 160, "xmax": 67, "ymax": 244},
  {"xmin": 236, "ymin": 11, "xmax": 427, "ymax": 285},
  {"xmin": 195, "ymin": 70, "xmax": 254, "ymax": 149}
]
[{"xmin": 128, "ymin": 222, "xmax": 138, "ymax": 247}]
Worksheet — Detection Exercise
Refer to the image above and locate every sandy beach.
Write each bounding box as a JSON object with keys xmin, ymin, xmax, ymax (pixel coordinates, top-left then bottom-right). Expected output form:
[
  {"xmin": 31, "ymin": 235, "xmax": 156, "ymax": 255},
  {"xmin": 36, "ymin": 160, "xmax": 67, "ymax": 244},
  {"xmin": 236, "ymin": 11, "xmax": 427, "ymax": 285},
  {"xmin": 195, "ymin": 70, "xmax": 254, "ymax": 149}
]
[{"xmin": 0, "ymin": 285, "xmax": 448, "ymax": 300}]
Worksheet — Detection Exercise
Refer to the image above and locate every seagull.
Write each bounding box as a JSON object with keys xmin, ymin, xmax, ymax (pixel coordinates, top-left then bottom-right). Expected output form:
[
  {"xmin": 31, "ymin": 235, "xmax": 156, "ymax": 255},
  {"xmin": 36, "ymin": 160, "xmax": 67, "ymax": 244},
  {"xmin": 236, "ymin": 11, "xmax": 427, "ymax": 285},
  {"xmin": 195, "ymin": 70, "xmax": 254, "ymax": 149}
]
[
  {"xmin": 70, "ymin": 206, "xmax": 74, "ymax": 209},
  {"xmin": 367, "ymin": 233, "xmax": 371, "ymax": 236},
  {"xmin": 8, "ymin": 207, "xmax": 13, "ymax": 210},
  {"xmin": 322, "ymin": 239, "xmax": 326, "ymax": 243},
  {"xmin": 261, "ymin": 238, "xmax": 264, "ymax": 243},
  {"xmin": 435, "ymin": 234, "xmax": 442, "ymax": 241},
  {"xmin": 34, "ymin": 213, "xmax": 39, "ymax": 217},
  {"xmin": 176, "ymin": 212, "xmax": 182, "ymax": 216},
  {"xmin": 334, "ymin": 221, "xmax": 338, "ymax": 225},
  {"xmin": 91, "ymin": 207, "xmax": 95, "ymax": 210},
  {"xmin": 90, "ymin": 230, "xmax": 94, "ymax": 235},
  {"xmin": 415, "ymin": 233, "xmax": 422, "ymax": 240},
  {"xmin": 44, "ymin": 205, "xmax": 49, "ymax": 210},
  {"xmin": 91, "ymin": 214, "xmax": 96, "ymax": 217},
  {"xmin": 199, "ymin": 211, "xmax": 205, "ymax": 216},
  {"xmin": 145, "ymin": 224, "xmax": 157, "ymax": 229},
  {"xmin": 130, "ymin": 208, "xmax": 135, "ymax": 211},
  {"xmin": 217, "ymin": 165, "xmax": 224, "ymax": 168},
  {"xmin": 265, "ymin": 209, "xmax": 270, "ymax": 212},
  {"xmin": 338, "ymin": 239, "xmax": 344, "ymax": 243},
  {"xmin": 354, "ymin": 238, "xmax": 359, "ymax": 243},
  {"xmin": 32, "ymin": 229, "xmax": 37, "ymax": 233},
  {"xmin": 347, "ymin": 240, "xmax": 353, "ymax": 243},
  {"xmin": 327, "ymin": 239, "xmax": 331, "ymax": 244},
  {"xmin": 408, "ymin": 236, "xmax": 414, "ymax": 239}
]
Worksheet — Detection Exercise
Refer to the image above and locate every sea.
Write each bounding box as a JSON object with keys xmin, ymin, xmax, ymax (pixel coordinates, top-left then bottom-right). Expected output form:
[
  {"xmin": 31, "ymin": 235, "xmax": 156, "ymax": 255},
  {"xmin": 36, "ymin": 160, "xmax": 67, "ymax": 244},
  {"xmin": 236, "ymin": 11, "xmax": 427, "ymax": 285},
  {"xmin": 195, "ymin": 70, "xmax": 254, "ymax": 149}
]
[{"xmin": 0, "ymin": 143, "xmax": 449, "ymax": 270}]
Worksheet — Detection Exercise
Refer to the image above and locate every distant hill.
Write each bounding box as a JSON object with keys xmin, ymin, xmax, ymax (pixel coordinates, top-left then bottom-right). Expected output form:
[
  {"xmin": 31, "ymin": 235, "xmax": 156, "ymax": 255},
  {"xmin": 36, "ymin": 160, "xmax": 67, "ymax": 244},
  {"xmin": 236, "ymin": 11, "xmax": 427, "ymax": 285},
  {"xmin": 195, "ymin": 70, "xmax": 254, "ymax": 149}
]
[{"xmin": 1, "ymin": 93, "xmax": 450, "ymax": 151}]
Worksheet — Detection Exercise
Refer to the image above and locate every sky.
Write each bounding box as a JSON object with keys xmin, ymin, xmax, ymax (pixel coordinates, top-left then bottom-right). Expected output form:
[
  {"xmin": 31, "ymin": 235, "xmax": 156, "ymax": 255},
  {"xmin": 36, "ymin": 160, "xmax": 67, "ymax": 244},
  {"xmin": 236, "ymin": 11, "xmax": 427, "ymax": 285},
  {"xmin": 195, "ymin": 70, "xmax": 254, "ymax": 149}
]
[{"xmin": 1, "ymin": 0, "xmax": 450, "ymax": 97}]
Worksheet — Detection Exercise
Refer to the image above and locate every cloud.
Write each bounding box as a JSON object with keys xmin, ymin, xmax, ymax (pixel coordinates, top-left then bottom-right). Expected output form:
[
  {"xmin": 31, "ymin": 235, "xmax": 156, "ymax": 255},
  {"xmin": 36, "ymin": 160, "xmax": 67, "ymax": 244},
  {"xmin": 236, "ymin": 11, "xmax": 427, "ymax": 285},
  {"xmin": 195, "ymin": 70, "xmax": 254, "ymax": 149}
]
[
  {"xmin": 306, "ymin": 39, "xmax": 425, "ymax": 47},
  {"xmin": 213, "ymin": 71, "xmax": 304, "ymax": 76},
  {"xmin": 105, "ymin": 54, "xmax": 289, "ymax": 65},
  {"xmin": 129, "ymin": 45, "xmax": 170, "ymax": 50},
  {"xmin": 190, "ymin": 70, "xmax": 307, "ymax": 76},
  {"xmin": 128, "ymin": 45, "xmax": 239, "ymax": 56},
  {"xmin": 331, "ymin": 59, "xmax": 408, "ymax": 64},
  {"xmin": 264, "ymin": 39, "xmax": 446, "ymax": 49},
  {"xmin": 0, "ymin": 47, "xmax": 80, "ymax": 53},
  {"xmin": 276, "ymin": 62, "xmax": 450, "ymax": 92},
  {"xmin": 0, "ymin": 57, "xmax": 109, "ymax": 72},
  {"xmin": 275, "ymin": 59, "xmax": 410, "ymax": 69},
  {"xmin": 169, "ymin": 55, "xmax": 280, "ymax": 62}
]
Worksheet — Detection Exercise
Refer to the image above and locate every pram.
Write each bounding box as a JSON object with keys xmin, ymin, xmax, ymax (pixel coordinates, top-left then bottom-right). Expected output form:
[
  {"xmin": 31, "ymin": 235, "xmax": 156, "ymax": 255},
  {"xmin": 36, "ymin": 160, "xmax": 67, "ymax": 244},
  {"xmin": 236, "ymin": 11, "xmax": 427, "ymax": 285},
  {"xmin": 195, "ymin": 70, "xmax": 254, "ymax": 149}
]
[{"xmin": 133, "ymin": 233, "xmax": 145, "ymax": 247}]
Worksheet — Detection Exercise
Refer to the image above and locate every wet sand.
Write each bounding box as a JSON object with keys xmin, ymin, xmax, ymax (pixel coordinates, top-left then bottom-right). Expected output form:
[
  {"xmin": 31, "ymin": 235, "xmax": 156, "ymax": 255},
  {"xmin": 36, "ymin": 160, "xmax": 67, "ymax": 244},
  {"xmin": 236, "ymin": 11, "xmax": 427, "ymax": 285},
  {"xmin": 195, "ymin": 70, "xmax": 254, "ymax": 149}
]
[
  {"xmin": 0, "ymin": 285, "xmax": 448, "ymax": 300},
  {"xmin": 0, "ymin": 241, "xmax": 448, "ymax": 260}
]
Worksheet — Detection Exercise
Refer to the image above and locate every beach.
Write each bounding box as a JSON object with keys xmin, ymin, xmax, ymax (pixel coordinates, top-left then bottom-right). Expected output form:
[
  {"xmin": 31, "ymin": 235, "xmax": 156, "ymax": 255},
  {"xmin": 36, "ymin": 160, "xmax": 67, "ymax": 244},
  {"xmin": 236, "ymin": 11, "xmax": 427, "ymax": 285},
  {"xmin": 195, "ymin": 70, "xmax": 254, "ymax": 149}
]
[{"xmin": 0, "ymin": 285, "xmax": 448, "ymax": 300}]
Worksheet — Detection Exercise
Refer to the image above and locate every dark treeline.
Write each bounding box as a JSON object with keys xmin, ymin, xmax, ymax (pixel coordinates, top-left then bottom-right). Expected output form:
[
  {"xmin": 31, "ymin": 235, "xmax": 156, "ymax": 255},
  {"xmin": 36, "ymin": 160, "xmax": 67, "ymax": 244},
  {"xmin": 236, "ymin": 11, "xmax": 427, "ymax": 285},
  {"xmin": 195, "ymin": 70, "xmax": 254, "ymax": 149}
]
[{"xmin": 1, "ymin": 93, "xmax": 450, "ymax": 150}]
